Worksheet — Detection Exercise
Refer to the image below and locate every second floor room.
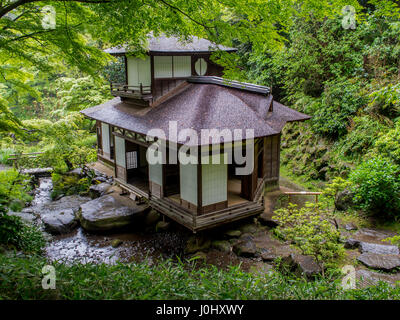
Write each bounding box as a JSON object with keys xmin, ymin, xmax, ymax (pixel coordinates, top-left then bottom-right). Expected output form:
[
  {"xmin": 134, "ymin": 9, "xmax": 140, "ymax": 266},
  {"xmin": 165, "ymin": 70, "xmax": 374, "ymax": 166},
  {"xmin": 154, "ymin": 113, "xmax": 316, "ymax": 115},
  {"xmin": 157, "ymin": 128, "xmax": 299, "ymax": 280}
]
[{"xmin": 105, "ymin": 34, "xmax": 237, "ymax": 104}]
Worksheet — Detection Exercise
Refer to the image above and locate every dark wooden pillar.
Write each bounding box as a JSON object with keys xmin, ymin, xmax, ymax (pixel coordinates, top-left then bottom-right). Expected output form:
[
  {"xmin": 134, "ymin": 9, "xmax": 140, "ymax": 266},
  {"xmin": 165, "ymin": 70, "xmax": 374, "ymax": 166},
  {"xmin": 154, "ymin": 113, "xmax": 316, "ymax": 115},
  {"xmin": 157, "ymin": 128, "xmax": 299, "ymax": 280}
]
[{"xmin": 197, "ymin": 147, "xmax": 202, "ymax": 215}]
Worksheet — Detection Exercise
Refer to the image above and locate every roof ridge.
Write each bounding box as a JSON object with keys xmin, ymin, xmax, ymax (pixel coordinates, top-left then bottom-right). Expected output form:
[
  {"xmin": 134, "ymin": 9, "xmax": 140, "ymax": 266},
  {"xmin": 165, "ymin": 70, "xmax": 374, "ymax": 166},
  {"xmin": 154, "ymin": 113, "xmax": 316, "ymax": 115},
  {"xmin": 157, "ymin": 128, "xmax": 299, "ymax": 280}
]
[{"xmin": 187, "ymin": 76, "xmax": 270, "ymax": 95}]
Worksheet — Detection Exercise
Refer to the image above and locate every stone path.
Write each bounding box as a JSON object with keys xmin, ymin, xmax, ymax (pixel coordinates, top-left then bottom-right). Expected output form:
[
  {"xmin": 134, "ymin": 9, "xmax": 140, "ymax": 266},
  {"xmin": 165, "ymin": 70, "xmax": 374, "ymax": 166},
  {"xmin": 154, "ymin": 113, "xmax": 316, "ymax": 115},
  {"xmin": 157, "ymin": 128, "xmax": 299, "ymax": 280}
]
[
  {"xmin": 341, "ymin": 228, "xmax": 400, "ymax": 287},
  {"xmin": 0, "ymin": 164, "xmax": 12, "ymax": 172},
  {"xmin": 259, "ymin": 182, "xmax": 400, "ymax": 286}
]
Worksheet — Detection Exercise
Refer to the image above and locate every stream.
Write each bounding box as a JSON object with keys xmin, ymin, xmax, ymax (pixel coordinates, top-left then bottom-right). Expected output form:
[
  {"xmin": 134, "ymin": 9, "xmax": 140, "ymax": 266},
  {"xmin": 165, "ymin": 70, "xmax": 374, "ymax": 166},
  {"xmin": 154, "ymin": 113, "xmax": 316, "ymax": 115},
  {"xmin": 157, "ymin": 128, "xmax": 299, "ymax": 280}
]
[
  {"xmin": 24, "ymin": 177, "xmax": 266, "ymax": 271},
  {"xmin": 30, "ymin": 178, "xmax": 188, "ymax": 265}
]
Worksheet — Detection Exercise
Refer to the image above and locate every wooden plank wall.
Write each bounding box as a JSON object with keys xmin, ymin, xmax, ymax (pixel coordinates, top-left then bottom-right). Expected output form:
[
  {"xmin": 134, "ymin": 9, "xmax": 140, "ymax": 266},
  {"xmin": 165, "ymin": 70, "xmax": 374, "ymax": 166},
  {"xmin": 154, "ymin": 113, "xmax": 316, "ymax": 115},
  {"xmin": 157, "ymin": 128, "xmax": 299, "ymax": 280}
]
[
  {"xmin": 263, "ymin": 133, "xmax": 281, "ymax": 183},
  {"xmin": 153, "ymin": 78, "xmax": 185, "ymax": 101}
]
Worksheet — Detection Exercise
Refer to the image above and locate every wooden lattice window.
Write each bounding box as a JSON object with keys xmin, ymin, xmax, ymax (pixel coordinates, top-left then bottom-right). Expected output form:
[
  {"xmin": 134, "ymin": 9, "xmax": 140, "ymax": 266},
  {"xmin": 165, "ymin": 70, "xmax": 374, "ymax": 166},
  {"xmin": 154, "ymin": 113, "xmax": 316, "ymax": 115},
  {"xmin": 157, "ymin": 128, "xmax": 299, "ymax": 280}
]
[{"xmin": 126, "ymin": 151, "xmax": 138, "ymax": 169}]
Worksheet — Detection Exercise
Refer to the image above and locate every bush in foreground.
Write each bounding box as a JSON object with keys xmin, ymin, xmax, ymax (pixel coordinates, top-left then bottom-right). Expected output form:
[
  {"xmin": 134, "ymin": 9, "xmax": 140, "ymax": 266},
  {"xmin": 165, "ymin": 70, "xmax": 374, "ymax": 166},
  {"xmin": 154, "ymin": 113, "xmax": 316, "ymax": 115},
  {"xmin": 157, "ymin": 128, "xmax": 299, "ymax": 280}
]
[
  {"xmin": 0, "ymin": 205, "xmax": 45, "ymax": 254},
  {"xmin": 349, "ymin": 157, "xmax": 400, "ymax": 217},
  {"xmin": 1, "ymin": 254, "xmax": 400, "ymax": 300}
]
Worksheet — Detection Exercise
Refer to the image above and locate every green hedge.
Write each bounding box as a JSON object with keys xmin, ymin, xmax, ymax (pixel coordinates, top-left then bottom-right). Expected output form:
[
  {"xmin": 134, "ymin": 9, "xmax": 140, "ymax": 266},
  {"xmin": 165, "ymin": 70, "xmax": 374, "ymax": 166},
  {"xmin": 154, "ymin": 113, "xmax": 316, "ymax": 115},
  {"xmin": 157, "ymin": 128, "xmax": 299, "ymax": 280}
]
[{"xmin": 1, "ymin": 254, "xmax": 400, "ymax": 300}]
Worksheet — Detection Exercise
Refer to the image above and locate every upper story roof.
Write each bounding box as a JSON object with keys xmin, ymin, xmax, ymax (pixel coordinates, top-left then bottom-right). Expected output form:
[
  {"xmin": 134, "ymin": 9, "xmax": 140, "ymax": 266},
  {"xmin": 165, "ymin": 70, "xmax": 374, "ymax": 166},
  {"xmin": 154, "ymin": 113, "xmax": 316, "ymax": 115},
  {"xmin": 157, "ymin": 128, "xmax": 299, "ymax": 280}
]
[
  {"xmin": 81, "ymin": 77, "xmax": 310, "ymax": 146},
  {"xmin": 104, "ymin": 34, "xmax": 237, "ymax": 55}
]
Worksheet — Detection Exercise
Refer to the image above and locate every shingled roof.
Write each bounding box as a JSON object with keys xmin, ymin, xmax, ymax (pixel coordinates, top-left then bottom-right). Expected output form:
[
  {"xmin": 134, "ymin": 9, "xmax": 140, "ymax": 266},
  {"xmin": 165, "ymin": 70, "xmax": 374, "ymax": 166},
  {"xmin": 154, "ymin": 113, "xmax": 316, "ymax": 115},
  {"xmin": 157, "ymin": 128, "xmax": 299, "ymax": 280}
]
[
  {"xmin": 105, "ymin": 34, "xmax": 237, "ymax": 55},
  {"xmin": 81, "ymin": 80, "xmax": 310, "ymax": 146}
]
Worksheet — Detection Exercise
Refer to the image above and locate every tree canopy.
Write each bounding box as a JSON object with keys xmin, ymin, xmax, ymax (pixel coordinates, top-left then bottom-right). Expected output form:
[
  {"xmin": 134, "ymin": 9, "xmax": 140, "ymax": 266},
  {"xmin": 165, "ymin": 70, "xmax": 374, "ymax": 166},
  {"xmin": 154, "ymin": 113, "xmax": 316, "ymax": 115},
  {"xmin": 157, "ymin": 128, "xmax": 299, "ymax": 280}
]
[{"xmin": 0, "ymin": 0, "xmax": 392, "ymax": 135}]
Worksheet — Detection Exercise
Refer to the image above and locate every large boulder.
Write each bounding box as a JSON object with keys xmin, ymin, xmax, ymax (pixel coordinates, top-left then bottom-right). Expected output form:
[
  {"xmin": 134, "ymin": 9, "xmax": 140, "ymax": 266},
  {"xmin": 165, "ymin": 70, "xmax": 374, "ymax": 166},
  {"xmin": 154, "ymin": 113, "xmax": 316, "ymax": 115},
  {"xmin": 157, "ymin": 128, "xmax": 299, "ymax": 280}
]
[
  {"xmin": 40, "ymin": 195, "xmax": 91, "ymax": 215},
  {"xmin": 357, "ymin": 253, "xmax": 400, "ymax": 271},
  {"xmin": 78, "ymin": 195, "xmax": 148, "ymax": 231},
  {"xmin": 354, "ymin": 228, "xmax": 395, "ymax": 242},
  {"xmin": 260, "ymin": 248, "xmax": 278, "ymax": 262},
  {"xmin": 335, "ymin": 189, "xmax": 355, "ymax": 211},
  {"xmin": 7, "ymin": 208, "xmax": 37, "ymax": 224},
  {"xmin": 38, "ymin": 195, "xmax": 91, "ymax": 234},
  {"xmin": 68, "ymin": 167, "xmax": 84, "ymax": 177},
  {"xmin": 344, "ymin": 223, "xmax": 358, "ymax": 231},
  {"xmin": 93, "ymin": 176, "xmax": 108, "ymax": 184},
  {"xmin": 42, "ymin": 209, "xmax": 78, "ymax": 234}
]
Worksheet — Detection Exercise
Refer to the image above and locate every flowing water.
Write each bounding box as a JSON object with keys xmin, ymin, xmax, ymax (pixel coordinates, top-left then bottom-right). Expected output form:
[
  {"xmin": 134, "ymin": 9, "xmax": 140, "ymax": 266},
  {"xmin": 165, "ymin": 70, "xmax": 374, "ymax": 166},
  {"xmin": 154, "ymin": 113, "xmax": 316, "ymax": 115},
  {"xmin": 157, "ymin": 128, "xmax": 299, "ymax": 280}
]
[
  {"xmin": 28, "ymin": 178, "xmax": 258, "ymax": 270},
  {"xmin": 30, "ymin": 178, "xmax": 188, "ymax": 265}
]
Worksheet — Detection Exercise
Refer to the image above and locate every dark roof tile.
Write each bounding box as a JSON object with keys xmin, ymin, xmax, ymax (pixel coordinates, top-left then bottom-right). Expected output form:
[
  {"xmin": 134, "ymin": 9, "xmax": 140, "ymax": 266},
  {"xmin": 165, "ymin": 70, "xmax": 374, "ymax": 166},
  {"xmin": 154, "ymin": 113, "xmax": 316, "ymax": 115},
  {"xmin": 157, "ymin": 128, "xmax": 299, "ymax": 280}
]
[
  {"xmin": 81, "ymin": 82, "xmax": 310, "ymax": 146},
  {"xmin": 105, "ymin": 34, "xmax": 236, "ymax": 55}
]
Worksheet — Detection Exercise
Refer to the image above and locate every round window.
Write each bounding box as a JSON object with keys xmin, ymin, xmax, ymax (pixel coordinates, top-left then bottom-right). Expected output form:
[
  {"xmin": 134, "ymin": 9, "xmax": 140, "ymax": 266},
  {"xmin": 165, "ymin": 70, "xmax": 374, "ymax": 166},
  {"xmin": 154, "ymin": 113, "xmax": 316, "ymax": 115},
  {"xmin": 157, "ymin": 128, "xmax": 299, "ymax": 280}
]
[{"xmin": 195, "ymin": 58, "xmax": 207, "ymax": 76}]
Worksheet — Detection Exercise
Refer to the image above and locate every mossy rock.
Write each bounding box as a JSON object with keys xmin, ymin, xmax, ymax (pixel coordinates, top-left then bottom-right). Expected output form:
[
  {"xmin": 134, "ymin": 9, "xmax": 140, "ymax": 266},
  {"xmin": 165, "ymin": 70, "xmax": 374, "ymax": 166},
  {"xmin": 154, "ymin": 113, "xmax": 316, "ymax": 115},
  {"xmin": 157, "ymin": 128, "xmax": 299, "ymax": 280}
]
[
  {"xmin": 239, "ymin": 223, "xmax": 258, "ymax": 234},
  {"xmin": 225, "ymin": 229, "xmax": 241, "ymax": 238},
  {"xmin": 185, "ymin": 236, "xmax": 211, "ymax": 254},
  {"xmin": 211, "ymin": 240, "xmax": 231, "ymax": 253},
  {"xmin": 145, "ymin": 209, "xmax": 161, "ymax": 226},
  {"xmin": 233, "ymin": 240, "xmax": 257, "ymax": 257},
  {"xmin": 155, "ymin": 220, "xmax": 170, "ymax": 232},
  {"xmin": 111, "ymin": 239, "xmax": 123, "ymax": 248}
]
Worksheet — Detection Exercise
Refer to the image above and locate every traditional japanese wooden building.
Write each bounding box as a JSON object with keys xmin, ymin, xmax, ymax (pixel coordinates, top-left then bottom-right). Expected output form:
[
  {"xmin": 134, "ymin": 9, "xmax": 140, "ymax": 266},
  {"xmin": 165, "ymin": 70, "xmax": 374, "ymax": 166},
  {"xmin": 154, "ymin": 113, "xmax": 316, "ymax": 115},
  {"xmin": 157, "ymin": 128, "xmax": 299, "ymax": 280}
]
[{"xmin": 81, "ymin": 34, "xmax": 310, "ymax": 232}]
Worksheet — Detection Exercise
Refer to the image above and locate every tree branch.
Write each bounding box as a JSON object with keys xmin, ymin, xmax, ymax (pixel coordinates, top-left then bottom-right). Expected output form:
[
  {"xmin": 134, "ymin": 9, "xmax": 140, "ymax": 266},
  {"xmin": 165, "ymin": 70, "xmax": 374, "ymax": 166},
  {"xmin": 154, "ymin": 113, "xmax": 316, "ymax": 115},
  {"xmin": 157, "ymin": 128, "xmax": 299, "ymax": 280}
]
[
  {"xmin": 0, "ymin": 0, "xmax": 112, "ymax": 19},
  {"xmin": 156, "ymin": 0, "xmax": 214, "ymax": 30}
]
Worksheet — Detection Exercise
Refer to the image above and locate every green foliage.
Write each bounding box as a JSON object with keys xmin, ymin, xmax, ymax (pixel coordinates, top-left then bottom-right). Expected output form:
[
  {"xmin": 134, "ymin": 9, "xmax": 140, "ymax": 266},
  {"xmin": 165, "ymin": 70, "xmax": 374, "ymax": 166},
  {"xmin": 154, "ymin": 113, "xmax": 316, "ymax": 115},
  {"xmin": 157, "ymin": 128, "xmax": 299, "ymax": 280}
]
[
  {"xmin": 243, "ymin": 4, "xmax": 400, "ymax": 183},
  {"xmin": 0, "ymin": 147, "xmax": 15, "ymax": 165},
  {"xmin": 321, "ymin": 177, "xmax": 352, "ymax": 210},
  {"xmin": 51, "ymin": 172, "xmax": 92, "ymax": 200},
  {"xmin": 370, "ymin": 121, "xmax": 400, "ymax": 165},
  {"xmin": 349, "ymin": 157, "xmax": 400, "ymax": 217},
  {"xmin": 369, "ymin": 83, "xmax": 400, "ymax": 118},
  {"xmin": 336, "ymin": 115, "xmax": 389, "ymax": 158},
  {"xmin": 0, "ymin": 205, "xmax": 45, "ymax": 254},
  {"xmin": 310, "ymin": 78, "xmax": 368, "ymax": 138},
  {"xmin": 49, "ymin": 76, "xmax": 110, "ymax": 117},
  {"xmin": 1, "ymin": 253, "xmax": 400, "ymax": 300},
  {"xmin": 0, "ymin": 169, "xmax": 32, "ymax": 209},
  {"xmin": 273, "ymin": 203, "xmax": 344, "ymax": 271},
  {"xmin": 13, "ymin": 113, "xmax": 97, "ymax": 171}
]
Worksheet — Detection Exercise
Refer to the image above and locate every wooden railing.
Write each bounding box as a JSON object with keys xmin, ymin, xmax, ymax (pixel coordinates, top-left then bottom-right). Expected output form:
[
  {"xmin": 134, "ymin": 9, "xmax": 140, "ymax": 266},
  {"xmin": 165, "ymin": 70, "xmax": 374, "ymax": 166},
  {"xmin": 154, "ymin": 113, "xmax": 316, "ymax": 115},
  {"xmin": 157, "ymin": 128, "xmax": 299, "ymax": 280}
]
[
  {"xmin": 282, "ymin": 191, "xmax": 322, "ymax": 203},
  {"xmin": 110, "ymin": 83, "xmax": 152, "ymax": 98},
  {"xmin": 9, "ymin": 152, "xmax": 44, "ymax": 169}
]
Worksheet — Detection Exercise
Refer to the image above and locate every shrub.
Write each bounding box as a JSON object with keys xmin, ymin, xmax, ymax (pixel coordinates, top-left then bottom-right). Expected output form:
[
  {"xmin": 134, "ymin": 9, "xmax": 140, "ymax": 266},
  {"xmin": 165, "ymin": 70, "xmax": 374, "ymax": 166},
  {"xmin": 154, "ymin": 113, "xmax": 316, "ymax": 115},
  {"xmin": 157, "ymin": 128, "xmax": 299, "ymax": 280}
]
[
  {"xmin": 349, "ymin": 157, "xmax": 400, "ymax": 217},
  {"xmin": 0, "ymin": 205, "xmax": 45, "ymax": 254},
  {"xmin": 309, "ymin": 78, "xmax": 367, "ymax": 138},
  {"xmin": 51, "ymin": 172, "xmax": 92, "ymax": 200},
  {"xmin": 337, "ymin": 116, "xmax": 389, "ymax": 158},
  {"xmin": 273, "ymin": 203, "xmax": 344, "ymax": 273},
  {"xmin": 0, "ymin": 254, "xmax": 399, "ymax": 300},
  {"xmin": 370, "ymin": 121, "xmax": 400, "ymax": 165},
  {"xmin": 320, "ymin": 177, "xmax": 352, "ymax": 211},
  {"xmin": 0, "ymin": 147, "xmax": 15, "ymax": 165},
  {"xmin": 0, "ymin": 169, "xmax": 32, "ymax": 210}
]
